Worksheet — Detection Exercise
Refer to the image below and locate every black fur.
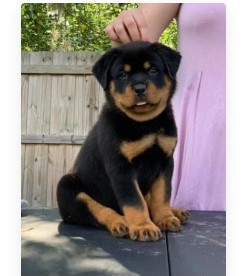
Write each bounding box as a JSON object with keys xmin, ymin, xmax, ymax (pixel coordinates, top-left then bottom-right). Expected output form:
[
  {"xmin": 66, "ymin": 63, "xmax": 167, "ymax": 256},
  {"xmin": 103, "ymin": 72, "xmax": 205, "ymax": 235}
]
[{"xmin": 57, "ymin": 41, "xmax": 182, "ymax": 234}]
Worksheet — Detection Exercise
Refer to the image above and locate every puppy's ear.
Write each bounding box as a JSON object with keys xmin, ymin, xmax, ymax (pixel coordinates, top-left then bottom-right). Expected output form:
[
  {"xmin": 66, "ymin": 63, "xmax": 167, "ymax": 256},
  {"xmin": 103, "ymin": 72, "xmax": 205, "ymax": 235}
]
[
  {"xmin": 92, "ymin": 48, "xmax": 119, "ymax": 90},
  {"xmin": 151, "ymin": 43, "xmax": 182, "ymax": 80}
]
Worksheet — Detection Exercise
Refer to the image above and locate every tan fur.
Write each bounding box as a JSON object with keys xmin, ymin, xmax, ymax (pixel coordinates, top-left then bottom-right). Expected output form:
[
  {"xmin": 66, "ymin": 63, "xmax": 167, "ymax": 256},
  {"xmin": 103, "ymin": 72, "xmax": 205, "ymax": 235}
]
[
  {"xmin": 157, "ymin": 135, "xmax": 177, "ymax": 156},
  {"xmin": 145, "ymin": 175, "xmax": 169, "ymax": 218},
  {"xmin": 143, "ymin": 61, "xmax": 151, "ymax": 70},
  {"xmin": 124, "ymin": 64, "xmax": 132, "ymax": 73},
  {"xmin": 120, "ymin": 134, "xmax": 156, "ymax": 162}
]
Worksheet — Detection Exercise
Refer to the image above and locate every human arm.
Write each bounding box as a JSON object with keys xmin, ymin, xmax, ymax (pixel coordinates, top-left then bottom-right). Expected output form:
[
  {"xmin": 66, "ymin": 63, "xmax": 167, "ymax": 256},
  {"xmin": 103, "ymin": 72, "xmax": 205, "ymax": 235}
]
[{"xmin": 105, "ymin": 3, "xmax": 180, "ymax": 44}]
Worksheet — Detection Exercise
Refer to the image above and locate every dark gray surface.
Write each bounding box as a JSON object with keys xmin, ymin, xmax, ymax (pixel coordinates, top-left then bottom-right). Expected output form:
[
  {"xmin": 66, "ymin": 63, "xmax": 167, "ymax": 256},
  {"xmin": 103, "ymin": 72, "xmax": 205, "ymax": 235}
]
[
  {"xmin": 21, "ymin": 209, "xmax": 169, "ymax": 276},
  {"xmin": 21, "ymin": 209, "xmax": 225, "ymax": 276},
  {"xmin": 167, "ymin": 211, "xmax": 226, "ymax": 276}
]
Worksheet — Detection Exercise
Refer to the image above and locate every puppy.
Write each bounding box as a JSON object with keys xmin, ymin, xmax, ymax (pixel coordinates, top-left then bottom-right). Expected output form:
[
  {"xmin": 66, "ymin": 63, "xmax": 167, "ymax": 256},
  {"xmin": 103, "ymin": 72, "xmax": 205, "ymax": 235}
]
[{"xmin": 57, "ymin": 41, "xmax": 189, "ymax": 242}]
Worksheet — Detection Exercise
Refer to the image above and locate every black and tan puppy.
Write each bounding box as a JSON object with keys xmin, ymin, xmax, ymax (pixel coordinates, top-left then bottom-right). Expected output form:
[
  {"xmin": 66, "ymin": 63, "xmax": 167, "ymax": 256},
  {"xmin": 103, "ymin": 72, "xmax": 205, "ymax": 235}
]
[{"xmin": 57, "ymin": 41, "xmax": 189, "ymax": 242}]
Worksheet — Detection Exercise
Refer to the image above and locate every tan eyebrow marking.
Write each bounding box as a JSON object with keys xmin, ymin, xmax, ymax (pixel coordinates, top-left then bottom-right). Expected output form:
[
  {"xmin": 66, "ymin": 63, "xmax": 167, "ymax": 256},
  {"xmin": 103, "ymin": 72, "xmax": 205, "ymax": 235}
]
[
  {"xmin": 124, "ymin": 64, "xmax": 132, "ymax": 73},
  {"xmin": 143, "ymin": 61, "xmax": 151, "ymax": 70}
]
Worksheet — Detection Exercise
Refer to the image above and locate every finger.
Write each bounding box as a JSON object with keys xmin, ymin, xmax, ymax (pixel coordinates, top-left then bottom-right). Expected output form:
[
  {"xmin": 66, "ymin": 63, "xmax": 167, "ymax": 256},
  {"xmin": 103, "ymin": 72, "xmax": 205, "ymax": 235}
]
[
  {"xmin": 113, "ymin": 21, "xmax": 132, "ymax": 43},
  {"xmin": 132, "ymin": 9, "xmax": 149, "ymax": 41},
  {"xmin": 104, "ymin": 25, "xmax": 120, "ymax": 42},
  {"xmin": 122, "ymin": 15, "xmax": 141, "ymax": 41}
]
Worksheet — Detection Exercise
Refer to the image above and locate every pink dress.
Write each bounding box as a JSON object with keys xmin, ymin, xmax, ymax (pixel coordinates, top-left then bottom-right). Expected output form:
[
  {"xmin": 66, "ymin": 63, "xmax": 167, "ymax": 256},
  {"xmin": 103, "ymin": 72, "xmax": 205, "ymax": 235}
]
[{"xmin": 171, "ymin": 4, "xmax": 226, "ymax": 210}]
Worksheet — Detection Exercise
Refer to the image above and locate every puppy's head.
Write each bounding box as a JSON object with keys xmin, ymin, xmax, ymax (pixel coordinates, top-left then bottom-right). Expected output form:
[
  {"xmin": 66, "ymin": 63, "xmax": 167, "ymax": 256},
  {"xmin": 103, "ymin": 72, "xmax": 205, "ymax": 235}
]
[{"xmin": 92, "ymin": 41, "xmax": 181, "ymax": 122}]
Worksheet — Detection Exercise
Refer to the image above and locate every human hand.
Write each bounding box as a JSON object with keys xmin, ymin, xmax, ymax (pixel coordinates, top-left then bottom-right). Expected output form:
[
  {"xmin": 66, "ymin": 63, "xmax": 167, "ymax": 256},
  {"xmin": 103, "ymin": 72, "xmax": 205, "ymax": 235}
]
[{"xmin": 104, "ymin": 8, "xmax": 149, "ymax": 45}]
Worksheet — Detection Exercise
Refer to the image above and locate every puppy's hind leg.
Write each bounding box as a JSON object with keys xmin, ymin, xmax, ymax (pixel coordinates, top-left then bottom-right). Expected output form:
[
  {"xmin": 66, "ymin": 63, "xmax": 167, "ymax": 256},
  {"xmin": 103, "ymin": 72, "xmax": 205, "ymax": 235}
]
[
  {"xmin": 77, "ymin": 192, "xmax": 129, "ymax": 238},
  {"xmin": 57, "ymin": 173, "xmax": 95, "ymax": 226},
  {"xmin": 57, "ymin": 174, "xmax": 128, "ymax": 237}
]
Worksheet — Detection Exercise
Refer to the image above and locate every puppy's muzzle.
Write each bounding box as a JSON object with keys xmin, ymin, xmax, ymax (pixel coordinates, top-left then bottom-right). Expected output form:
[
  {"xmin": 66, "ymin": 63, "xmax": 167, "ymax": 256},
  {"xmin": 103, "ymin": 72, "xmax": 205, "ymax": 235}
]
[{"xmin": 133, "ymin": 83, "xmax": 147, "ymax": 97}]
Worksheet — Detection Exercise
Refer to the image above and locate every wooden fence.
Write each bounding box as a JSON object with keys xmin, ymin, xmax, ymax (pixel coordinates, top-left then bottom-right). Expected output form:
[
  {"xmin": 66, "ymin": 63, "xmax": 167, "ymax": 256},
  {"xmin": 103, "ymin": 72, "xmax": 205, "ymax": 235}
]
[{"xmin": 21, "ymin": 51, "xmax": 104, "ymax": 208}]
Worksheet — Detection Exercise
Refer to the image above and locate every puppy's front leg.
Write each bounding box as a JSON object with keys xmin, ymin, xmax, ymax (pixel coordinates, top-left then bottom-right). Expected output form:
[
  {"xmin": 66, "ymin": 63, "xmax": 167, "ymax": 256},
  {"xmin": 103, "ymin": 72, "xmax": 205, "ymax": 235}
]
[
  {"xmin": 122, "ymin": 180, "xmax": 162, "ymax": 241},
  {"xmin": 105, "ymin": 159, "xmax": 162, "ymax": 242},
  {"xmin": 145, "ymin": 167, "xmax": 190, "ymax": 232}
]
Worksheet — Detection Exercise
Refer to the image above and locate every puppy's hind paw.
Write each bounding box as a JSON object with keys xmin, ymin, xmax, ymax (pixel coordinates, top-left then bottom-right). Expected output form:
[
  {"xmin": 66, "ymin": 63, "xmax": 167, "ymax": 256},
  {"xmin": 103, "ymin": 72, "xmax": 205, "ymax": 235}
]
[{"xmin": 171, "ymin": 207, "xmax": 190, "ymax": 224}]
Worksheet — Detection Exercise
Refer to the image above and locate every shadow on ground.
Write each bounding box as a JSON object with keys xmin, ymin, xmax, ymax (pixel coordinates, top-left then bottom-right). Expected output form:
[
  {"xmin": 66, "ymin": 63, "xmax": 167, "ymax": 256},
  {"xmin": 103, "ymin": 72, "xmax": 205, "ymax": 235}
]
[{"xmin": 21, "ymin": 209, "xmax": 169, "ymax": 276}]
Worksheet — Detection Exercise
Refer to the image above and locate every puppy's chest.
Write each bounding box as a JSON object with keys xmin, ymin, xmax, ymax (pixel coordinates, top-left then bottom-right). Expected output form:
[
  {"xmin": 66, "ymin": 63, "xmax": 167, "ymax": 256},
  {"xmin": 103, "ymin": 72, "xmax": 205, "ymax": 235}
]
[{"xmin": 120, "ymin": 131, "xmax": 177, "ymax": 163}]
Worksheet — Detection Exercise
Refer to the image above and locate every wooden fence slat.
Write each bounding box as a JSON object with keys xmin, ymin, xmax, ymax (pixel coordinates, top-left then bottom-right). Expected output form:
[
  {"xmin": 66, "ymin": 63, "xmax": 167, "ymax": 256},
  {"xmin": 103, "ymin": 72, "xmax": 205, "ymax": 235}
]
[
  {"xmin": 39, "ymin": 145, "xmax": 49, "ymax": 207},
  {"xmin": 72, "ymin": 145, "xmax": 81, "ymax": 166},
  {"xmin": 59, "ymin": 75, "xmax": 76, "ymax": 135},
  {"xmin": 21, "ymin": 52, "xmax": 31, "ymax": 65},
  {"xmin": 64, "ymin": 145, "xmax": 76, "ymax": 175},
  {"xmin": 49, "ymin": 75, "xmax": 60, "ymax": 136},
  {"xmin": 21, "ymin": 75, "xmax": 29, "ymax": 135},
  {"xmin": 32, "ymin": 145, "xmax": 48, "ymax": 207},
  {"xmin": 84, "ymin": 75, "xmax": 101, "ymax": 134},
  {"xmin": 47, "ymin": 145, "xmax": 58, "ymax": 208},
  {"xmin": 26, "ymin": 76, "xmax": 47, "ymax": 134},
  {"xmin": 21, "ymin": 144, "xmax": 26, "ymax": 197},
  {"xmin": 48, "ymin": 145, "xmax": 66, "ymax": 208},
  {"xmin": 21, "ymin": 135, "xmax": 86, "ymax": 144},
  {"xmin": 73, "ymin": 76, "xmax": 85, "ymax": 135},
  {"xmin": 23, "ymin": 145, "xmax": 35, "ymax": 205},
  {"xmin": 21, "ymin": 64, "xmax": 93, "ymax": 75},
  {"xmin": 42, "ymin": 76, "xmax": 52, "ymax": 134}
]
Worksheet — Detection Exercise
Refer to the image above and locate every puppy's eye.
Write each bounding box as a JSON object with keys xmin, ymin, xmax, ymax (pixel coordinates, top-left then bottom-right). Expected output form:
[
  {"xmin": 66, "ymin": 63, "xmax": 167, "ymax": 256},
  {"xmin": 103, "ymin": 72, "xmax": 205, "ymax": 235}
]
[
  {"xmin": 148, "ymin": 67, "xmax": 159, "ymax": 75},
  {"xmin": 118, "ymin": 71, "xmax": 128, "ymax": 80}
]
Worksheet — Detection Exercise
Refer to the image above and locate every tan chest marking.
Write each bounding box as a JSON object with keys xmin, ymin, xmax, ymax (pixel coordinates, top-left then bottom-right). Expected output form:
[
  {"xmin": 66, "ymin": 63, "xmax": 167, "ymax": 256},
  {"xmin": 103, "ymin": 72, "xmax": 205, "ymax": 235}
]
[
  {"xmin": 120, "ymin": 134, "xmax": 156, "ymax": 162},
  {"xmin": 120, "ymin": 133, "xmax": 177, "ymax": 162},
  {"xmin": 156, "ymin": 134, "xmax": 177, "ymax": 157}
]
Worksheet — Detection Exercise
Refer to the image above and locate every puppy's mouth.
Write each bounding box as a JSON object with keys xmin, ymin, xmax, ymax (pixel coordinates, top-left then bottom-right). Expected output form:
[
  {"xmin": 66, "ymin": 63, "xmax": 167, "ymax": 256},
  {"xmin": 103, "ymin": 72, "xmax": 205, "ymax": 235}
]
[
  {"xmin": 135, "ymin": 101, "xmax": 148, "ymax": 106},
  {"xmin": 125, "ymin": 99, "xmax": 162, "ymax": 113}
]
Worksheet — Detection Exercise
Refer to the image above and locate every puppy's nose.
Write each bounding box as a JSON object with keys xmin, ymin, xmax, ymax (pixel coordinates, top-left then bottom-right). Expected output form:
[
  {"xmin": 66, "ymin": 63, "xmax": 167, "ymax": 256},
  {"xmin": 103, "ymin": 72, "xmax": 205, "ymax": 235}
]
[{"xmin": 133, "ymin": 83, "xmax": 147, "ymax": 97}]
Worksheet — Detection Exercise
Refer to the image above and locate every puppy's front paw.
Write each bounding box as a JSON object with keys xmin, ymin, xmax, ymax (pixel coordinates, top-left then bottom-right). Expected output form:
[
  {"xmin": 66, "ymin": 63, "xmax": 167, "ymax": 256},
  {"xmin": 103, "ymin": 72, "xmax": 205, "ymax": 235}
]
[{"xmin": 129, "ymin": 222, "xmax": 162, "ymax": 242}]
